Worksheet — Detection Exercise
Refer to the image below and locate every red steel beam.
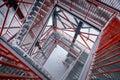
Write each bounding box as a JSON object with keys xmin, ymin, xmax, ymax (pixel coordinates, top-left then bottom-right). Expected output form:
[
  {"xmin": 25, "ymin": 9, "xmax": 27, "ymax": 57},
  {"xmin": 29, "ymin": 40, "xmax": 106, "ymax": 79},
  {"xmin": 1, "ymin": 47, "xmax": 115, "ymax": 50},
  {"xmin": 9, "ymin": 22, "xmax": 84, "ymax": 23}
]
[
  {"xmin": 57, "ymin": 16, "xmax": 67, "ymax": 29},
  {"xmin": 92, "ymin": 60, "xmax": 120, "ymax": 70},
  {"xmin": 96, "ymin": 32, "xmax": 120, "ymax": 54},
  {"xmin": 90, "ymin": 69, "xmax": 120, "ymax": 76},
  {"xmin": 102, "ymin": 12, "xmax": 116, "ymax": 27},
  {"xmin": 0, "ymin": 47, "xmax": 9, "ymax": 53},
  {"xmin": 0, "ymin": 43, "xmax": 43, "ymax": 80},
  {"xmin": 0, "ymin": 53, "xmax": 19, "ymax": 62},
  {"xmin": 57, "ymin": 17, "xmax": 74, "ymax": 29},
  {"xmin": 0, "ymin": 2, "xmax": 8, "ymax": 8},
  {"xmin": 80, "ymin": 32, "xmax": 98, "ymax": 36},
  {"xmin": 59, "ymin": 1, "xmax": 103, "ymax": 28},
  {"xmin": 0, "ymin": 5, "xmax": 10, "ymax": 36},
  {"xmin": 61, "ymin": 10, "xmax": 75, "ymax": 29},
  {"xmin": 84, "ymin": 3, "xmax": 92, "ymax": 19},
  {"xmin": 88, "ymin": 0, "xmax": 119, "ymax": 14},
  {"xmin": 94, "ymin": 47, "xmax": 120, "ymax": 62},
  {"xmin": 23, "ymin": 2, "xmax": 28, "ymax": 14},
  {"xmin": 93, "ymin": 52, "xmax": 120, "ymax": 66},
  {"xmin": 40, "ymin": 28, "xmax": 53, "ymax": 41},
  {"xmin": 80, "ymin": 34, "xmax": 91, "ymax": 50},
  {"xmin": 5, "ymin": 5, "xmax": 21, "ymax": 36},
  {"xmin": 95, "ymin": 42, "xmax": 120, "ymax": 57},
  {"xmin": 7, "ymin": 32, "xmax": 18, "ymax": 42},
  {"xmin": 0, "ymin": 74, "xmax": 39, "ymax": 79},
  {"xmin": 61, "ymin": 30, "xmax": 89, "ymax": 49},
  {"xmin": 16, "ymin": 7, "xmax": 24, "ymax": 19},
  {"xmin": 81, "ymin": 33, "xmax": 95, "ymax": 43},
  {"xmin": 0, "ymin": 60, "xmax": 29, "ymax": 71}
]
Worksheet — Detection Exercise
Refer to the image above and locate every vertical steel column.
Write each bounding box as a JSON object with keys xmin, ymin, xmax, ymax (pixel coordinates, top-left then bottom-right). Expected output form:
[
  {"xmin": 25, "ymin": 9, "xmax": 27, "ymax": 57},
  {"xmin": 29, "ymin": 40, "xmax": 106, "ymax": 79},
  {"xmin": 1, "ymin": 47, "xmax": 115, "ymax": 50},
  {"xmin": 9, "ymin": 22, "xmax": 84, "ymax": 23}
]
[
  {"xmin": 52, "ymin": 7, "xmax": 57, "ymax": 26},
  {"xmin": 65, "ymin": 21, "xmax": 83, "ymax": 66},
  {"xmin": 71, "ymin": 21, "xmax": 83, "ymax": 45}
]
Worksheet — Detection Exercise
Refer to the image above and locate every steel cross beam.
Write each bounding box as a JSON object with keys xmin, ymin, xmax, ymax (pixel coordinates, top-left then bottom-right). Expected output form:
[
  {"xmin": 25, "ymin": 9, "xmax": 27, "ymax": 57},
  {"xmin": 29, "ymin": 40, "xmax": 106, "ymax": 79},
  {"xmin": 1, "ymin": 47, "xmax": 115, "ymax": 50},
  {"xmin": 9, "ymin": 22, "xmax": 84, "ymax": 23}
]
[
  {"xmin": 56, "ymin": 5, "xmax": 100, "ymax": 31},
  {"xmin": 3, "ymin": 0, "xmax": 24, "ymax": 19}
]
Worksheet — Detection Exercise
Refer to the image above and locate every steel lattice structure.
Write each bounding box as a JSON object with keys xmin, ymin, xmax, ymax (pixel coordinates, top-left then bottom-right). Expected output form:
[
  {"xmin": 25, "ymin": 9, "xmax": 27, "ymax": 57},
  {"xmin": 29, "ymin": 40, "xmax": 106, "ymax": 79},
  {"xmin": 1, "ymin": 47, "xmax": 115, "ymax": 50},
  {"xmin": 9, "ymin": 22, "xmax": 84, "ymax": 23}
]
[{"xmin": 0, "ymin": 0, "xmax": 120, "ymax": 80}]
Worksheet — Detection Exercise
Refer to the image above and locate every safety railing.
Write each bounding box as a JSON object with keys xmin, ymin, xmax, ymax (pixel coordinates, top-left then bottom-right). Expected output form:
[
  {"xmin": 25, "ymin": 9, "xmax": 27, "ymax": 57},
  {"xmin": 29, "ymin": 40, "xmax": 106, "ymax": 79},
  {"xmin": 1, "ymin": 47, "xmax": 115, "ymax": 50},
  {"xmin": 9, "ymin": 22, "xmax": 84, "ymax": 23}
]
[
  {"xmin": 58, "ymin": 0, "xmax": 116, "ymax": 29},
  {"xmin": 90, "ymin": 35, "xmax": 120, "ymax": 80},
  {"xmin": 89, "ymin": 17, "xmax": 120, "ymax": 80},
  {"xmin": 0, "ymin": 38, "xmax": 43, "ymax": 80}
]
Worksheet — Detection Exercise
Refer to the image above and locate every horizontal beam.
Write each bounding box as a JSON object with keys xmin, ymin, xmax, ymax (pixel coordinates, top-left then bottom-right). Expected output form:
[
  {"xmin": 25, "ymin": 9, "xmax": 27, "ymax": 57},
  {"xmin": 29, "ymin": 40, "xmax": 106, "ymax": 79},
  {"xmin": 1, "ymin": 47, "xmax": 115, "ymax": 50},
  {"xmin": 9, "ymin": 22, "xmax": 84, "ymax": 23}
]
[
  {"xmin": 95, "ymin": 41, "xmax": 120, "ymax": 57},
  {"xmin": 92, "ymin": 60, "xmax": 120, "ymax": 70},
  {"xmin": 0, "ymin": 74, "xmax": 39, "ymax": 79},
  {"xmin": 96, "ymin": 32, "xmax": 120, "ymax": 54},
  {"xmin": 0, "ymin": 60, "xmax": 29, "ymax": 71},
  {"xmin": 0, "ymin": 52, "xmax": 19, "ymax": 62},
  {"xmin": 93, "ymin": 53, "xmax": 120, "ymax": 66},
  {"xmin": 90, "ymin": 69, "xmax": 120, "ymax": 76},
  {"xmin": 94, "ymin": 47, "xmax": 120, "ymax": 62},
  {"xmin": 17, "ymin": 0, "xmax": 33, "ymax": 4},
  {"xmin": 0, "ymin": 37, "xmax": 48, "ymax": 80},
  {"xmin": 56, "ymin": 4, "xmax": 101, "ymax": 31}
]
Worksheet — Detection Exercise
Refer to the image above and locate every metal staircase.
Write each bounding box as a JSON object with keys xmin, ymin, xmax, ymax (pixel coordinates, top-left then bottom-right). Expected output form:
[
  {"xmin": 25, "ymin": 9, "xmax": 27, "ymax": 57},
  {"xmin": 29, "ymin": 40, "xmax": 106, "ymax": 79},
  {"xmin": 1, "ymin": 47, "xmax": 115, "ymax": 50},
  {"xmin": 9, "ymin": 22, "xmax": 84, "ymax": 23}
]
[
  {"xmin": 0, "ymin": 37, "xmax": 43, "ymax": 79},
  {"xmin": 16, "ymin": 0, "xmax": 56, "ymax": 52},
  {"xmin": 0, "ymin": 0, "xmax": 119, "ymax": 80},
  {"xmin": 0, "ymin": 37, "xmax": 56, "ymax": 80},
  {"xmin": 0, "ymin": 0, "xmax": 57, "ymax": 79},
  {"xmin": 65, "ymin": 52, "xmax": 88, "ymax": 80}
]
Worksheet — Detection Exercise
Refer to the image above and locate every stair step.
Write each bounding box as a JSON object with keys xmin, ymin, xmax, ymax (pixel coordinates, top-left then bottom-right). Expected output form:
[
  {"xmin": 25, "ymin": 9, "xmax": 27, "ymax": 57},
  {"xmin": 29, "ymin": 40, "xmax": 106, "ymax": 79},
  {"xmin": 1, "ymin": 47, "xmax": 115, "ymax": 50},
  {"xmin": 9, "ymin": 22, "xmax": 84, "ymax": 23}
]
[
  {"xmin": 0, "ymin": 65, "xmax": 5, "ymax": 73},
  {"xmin": 35, "ymin": 1, "xmax": 42, "ymax": 7},
  {"xmin": 41, "ymin": 8, "xmax": 48, "ymax": 14},
  {"xmin": 19, "ymin": 28, "xmax": 27, "ymax": 36},
  {"xmin": 32, "ymin": 6, "xmax": 39, "ymax": 12},
  {"xmin": 1, "ymin": 66, "xmax": 9, "ymax": 73},
  {"xmin": 23, "ymin": 23, "xmax": 30, "ymax": 30},
  {"xmin": 30, "ymin": 11, "xmax": 37, "ymax": 17},
  {"xmin": 24, "ymin": 21, "xmax": 32, "ymax": 27},
  {"xmin": 27, "ymin": 15, "xmax": 34, "ymax": 21},
  {"xmin": 44, "ymin": 1, "xmax": 52, "ymax": 7},
  {"xmin": 42, "ymin": 4, "xmax": 50, "ymax": 11},
  {"xmin": 39, "ymin": 10, "xmax": 47, "ymax": 17}
]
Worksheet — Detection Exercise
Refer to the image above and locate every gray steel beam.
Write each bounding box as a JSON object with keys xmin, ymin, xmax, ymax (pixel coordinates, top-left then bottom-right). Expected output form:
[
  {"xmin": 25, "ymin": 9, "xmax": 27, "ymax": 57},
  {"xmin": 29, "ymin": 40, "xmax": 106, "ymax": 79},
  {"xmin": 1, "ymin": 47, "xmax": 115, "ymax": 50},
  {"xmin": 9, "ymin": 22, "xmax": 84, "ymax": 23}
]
[
  {"xmin": 71, "ymin": 21, "xmax": 83, "ymax": 45},
  {"xmin": 52, "ymin": 7, "xmax": 57, "ymax": 26}
]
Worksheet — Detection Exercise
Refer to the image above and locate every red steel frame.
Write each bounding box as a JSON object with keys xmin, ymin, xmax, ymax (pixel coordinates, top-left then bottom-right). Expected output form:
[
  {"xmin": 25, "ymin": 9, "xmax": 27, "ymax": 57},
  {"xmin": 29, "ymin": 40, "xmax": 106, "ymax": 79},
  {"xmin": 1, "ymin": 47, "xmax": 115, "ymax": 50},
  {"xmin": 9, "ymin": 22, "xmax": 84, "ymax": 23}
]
[
  {"xmin": 0, "ymin": 0, "xmax": 117, "ymax": 53},
  {"xmin": 0, "ymin": 0, "xmax": 35, "ymax": 39},
  {"xmin": 88, "ymin": 17, "xmax": 120, "ymax": 79},
  {"xmin": 0, "ymin": 0, "xmax": 120, "ymax": 80},
  {"xmin": 18, "ymin": 0, "xmax": 56, "ymax": 52},
  {"xmin": 58, "ymin": 0, "xmax": 118, "ymax": 29},
  {"xmin": 0, "ymin": 42, "xmax": 43, "ymax": 79},
  {"xmin": 56, "ymin": 9, "xmax": 99, "ymax": 50}
]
